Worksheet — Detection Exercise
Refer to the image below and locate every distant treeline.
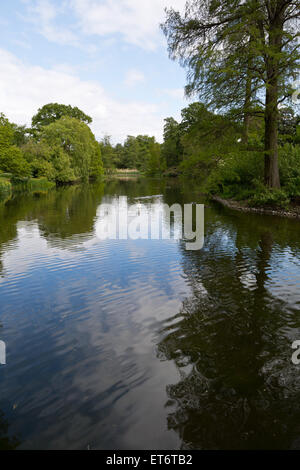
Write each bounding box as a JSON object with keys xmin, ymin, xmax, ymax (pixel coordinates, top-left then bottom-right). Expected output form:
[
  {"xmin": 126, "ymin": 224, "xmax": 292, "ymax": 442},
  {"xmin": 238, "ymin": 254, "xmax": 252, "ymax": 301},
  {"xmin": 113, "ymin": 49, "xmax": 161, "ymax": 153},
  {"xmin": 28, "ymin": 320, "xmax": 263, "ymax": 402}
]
[{"xmin": 100, "ymin": 134, "xmax": 164, "ymax": 176}]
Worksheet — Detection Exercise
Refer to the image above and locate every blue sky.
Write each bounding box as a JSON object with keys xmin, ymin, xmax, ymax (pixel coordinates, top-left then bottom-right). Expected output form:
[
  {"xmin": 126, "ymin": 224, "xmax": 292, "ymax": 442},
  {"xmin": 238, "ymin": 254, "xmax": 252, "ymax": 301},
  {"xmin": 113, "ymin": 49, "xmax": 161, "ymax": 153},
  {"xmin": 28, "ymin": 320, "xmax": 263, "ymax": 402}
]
[{"xmin": 0, "ymin": 0, "xmax": 190, "ymax": 142}]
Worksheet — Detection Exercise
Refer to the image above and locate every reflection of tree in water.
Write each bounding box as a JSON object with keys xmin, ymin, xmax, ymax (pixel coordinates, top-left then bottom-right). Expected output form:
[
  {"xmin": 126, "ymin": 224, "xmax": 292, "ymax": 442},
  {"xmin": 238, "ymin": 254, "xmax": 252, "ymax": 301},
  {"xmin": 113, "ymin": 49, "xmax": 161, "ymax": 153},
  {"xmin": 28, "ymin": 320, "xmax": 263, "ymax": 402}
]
[
  {"xmin": 0, "ymin": 183, "xmax": 105, "ymax": 266},
  {"xmin": 0, "ymin": 411, "xmax": 20, "ymax": 450},
  {"xmin": 0, "ymin": 178, "xmax": 169, "ymax": 255},
  {"xmin": 0, "ymin": 324, "xmax": 19, "ymax": 448},
  {"xmin": 38, "ymin": 184, "xmax": 104, "ymax": 245},
  {"xmin": 157, "ymin": 213, "xmax": 300, "ymax": 449},
  {"xmin": 104, "ymin": 177, "xmax": 168, "ymax": 204}
]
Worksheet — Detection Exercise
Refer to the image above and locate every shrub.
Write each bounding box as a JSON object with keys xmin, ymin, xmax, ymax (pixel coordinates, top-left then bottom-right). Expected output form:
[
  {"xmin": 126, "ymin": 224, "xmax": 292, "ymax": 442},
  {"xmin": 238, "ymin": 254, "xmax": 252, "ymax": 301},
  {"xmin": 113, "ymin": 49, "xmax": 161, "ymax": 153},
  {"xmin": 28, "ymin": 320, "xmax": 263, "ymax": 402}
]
[
  {"xmin": 279, "ymin": 143, "xmax": 300, "ymax": 197},
  {"xmin": 27, "ymin": 177, "xmax": 55, "ymax": 191},
  {"xmin": 206, "ymin": 150, "xmax": 264, "ymax": 198},
  {"xmin": 0, "ymin": 177, "xmax": 12, "ymax": 196},
  {"xmin": 0, "ymin": 113, "xmax": 31, "ymax": 177},
  {"xmin": 249, "ymin": 188, "xmax": 290, "ymax": 208}
]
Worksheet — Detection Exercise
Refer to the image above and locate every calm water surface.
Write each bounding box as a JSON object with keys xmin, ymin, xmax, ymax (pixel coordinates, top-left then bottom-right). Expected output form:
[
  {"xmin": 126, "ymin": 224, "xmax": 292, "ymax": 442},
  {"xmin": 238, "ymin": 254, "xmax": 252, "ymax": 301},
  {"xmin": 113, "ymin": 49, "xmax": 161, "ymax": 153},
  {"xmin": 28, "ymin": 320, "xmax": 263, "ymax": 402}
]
[{"xmin": 0, "ymin": 178, "xmax": 300, "ymax": 450}]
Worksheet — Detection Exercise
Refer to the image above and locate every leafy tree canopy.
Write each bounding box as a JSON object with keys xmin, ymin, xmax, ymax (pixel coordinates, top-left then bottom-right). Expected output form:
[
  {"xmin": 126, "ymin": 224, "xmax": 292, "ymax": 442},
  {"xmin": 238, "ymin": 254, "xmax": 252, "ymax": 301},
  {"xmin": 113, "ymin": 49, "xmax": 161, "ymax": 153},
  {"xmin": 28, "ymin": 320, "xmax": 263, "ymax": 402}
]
[
  {"xmin": 40, "ymin": 116, "xmax": 103, "ymax": 182},
  {"xmin": 32, "ymin": 103, "xmax": 92, "ymax": 130},
  {"xmin": 0, "ymin": 114, "xmax": 31, "ymax": 177}
]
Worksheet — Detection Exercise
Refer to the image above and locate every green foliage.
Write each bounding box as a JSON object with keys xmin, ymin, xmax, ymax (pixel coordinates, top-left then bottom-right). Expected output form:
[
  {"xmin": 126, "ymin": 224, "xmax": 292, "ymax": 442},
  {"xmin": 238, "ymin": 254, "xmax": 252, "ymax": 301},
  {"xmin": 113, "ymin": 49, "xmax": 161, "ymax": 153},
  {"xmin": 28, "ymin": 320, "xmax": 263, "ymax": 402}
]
[
  {"xmin": 21, "ymin": 116, "xmax": 103, "ymax": 184},
  {"xmin": 146, "ymin": 141, "xmax": 166, "ymax": 176},
  {"xmin": 295, "ymin": 126, "xmax": 300, "ymax": 145},
  {"xmin": 102, "ymin": 134, "xmax": 164, "ymax": 175},
  {"xmin": 162, "ymin": 117, "xmax": 183, "ymax": 167},
  {"xmin": 0, "ymin": 114, "xmax": 31, "ymax": 177},
  {"xmin": 0, "ymin": 146, "xmax": 31, "ymax": 177},
  {"xmin": 32, "ymin": 103, "xmax": 92, "ymax": 130},
  {"xmin": 206, "ymin": 150, "xmax": 264, "ymax": 199},
  {"xmin": 11, "ymin": 177, "xmax": 55, "ymax": 192},
  {"xmin": 99, "ymin": 136, "xmax": 120, "ymax": 170},
  {"xmin": 26, "ymin": 177, "xmax": 55, "ymax": 191},
  {"xmin": 161, "ymin": 102, "xmax": 242, "ymax": 180},
  {"xmin": 89, "ymin": 142, "xmax": 103, "ymax": 180},
  {"xmin": 0, "ymin": 178, "xmax": 12, "ymax": 196},
  {"xmin": 0, "ymin": 114, "xmax": 13, "ymax": 147},
  {"xmin": 1, "ymin": 107, "xmax": 103, "ymax": 188},
  {"xmin": 162, "ymin": 0, "xmax": 300, "ymax": 189},
  {"xmin": 11, "ymin": 123, "xmax": 30, "ymax": 147},
  {"xmin": 160, "ymin": 98, "xmax": 300, "ymax": 207},
  {"xmin": 278, "ymin": 108, "xmax": 300, "ymax": 144},
  {"xmin": 50, "ymin": 147, "xmax": 77, "ymax": 184},
  {"xmin": 40, "ymin": 117, "xmax": 103, "ymax": 182},
  {"xmin": 119, "ymin": 135, "xmax": 140, "ymax": 169},
  {"xmin": 250, "ymin": 188, "xmax": 290, "ymax": 209},
  {"xmin": 206, "ymin": 143, "xmax": 300, "ymax": 208},
  {"xmin": 22, "ymin": 140, "xmax": 56, "ymax": 180},
  {"xmin": 278, "ymin": 144, "xmax": 300, "ymax": 197}
]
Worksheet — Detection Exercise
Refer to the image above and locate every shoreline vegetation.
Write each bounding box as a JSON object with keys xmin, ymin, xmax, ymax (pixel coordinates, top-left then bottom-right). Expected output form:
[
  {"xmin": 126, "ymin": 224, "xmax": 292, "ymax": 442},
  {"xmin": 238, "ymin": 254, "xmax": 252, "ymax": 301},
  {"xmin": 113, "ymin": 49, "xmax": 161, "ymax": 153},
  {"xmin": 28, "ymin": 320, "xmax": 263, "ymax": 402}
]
[
  {"xmin": 212, "ymin": 195, "xmax": 300, "ymax": 220},
  {"xmin": 102, "ymin": 102, "xmax": 300, "ymax": 217},
  {"xmin": 0, "ymin": 104, "xmax": 104, "ymax": 201},
  {"xmin": 1, "ymin": 0, "xmax": 300, "ymax": 218}
]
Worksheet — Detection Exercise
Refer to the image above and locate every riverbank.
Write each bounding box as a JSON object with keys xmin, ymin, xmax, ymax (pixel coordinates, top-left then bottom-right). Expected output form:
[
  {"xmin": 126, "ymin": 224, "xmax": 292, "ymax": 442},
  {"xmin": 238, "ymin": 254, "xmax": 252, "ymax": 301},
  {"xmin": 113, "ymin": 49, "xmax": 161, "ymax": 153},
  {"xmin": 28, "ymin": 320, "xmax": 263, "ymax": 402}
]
[
  {"xmin": 0, "ymin": 177, "xmax": 12, "ymax": 196},
  {"xmin": 212, "ymin": 195, "xmax": 300, "ymax": 220},
  {"xmin": 0, "ymin": 175, "xmax": 55, "ymax": 200},
  {"xmin": 106, "ymin": 169, "xmax": 142, "ymax": 176}
]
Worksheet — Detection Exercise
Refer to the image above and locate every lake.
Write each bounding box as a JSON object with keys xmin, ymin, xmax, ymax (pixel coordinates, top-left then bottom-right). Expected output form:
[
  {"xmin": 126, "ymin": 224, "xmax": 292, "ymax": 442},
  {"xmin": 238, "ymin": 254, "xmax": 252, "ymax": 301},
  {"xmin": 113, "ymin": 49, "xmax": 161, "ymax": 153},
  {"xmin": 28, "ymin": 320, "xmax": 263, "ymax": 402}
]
[{"xmin": 0, "ymin": 177, "xmax": 300, "ymax": 450}]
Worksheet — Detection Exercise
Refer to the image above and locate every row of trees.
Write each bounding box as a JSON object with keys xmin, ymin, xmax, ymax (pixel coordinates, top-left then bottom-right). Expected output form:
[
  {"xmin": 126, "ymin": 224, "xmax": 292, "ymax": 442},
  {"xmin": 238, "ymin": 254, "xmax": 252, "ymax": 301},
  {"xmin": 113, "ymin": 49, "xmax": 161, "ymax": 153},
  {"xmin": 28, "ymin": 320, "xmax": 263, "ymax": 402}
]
[
  {"xmin": 0, "ymin": 102, "xmax": 167, "ymax": 182},
  {"xmin": 162, "ymin": 0, "xmax": 299, "ymax": 189},
  {"xmin": 100, "ymin": 134, "xmax": 165, "ymax": 176},
  {"xmin": 160, "ymin": 100, "xmax": 300, "ymax": 206},
  {"xmin": 162, "ymin": 102, "xmax": 242, "ymax": 173},
  {"xmin": 0, "ymin": 103, "xmax": 103, "ymax": 184},
  {"xmin": 98, "ymin": 95, "xmax": 299, "ymax": 201}
]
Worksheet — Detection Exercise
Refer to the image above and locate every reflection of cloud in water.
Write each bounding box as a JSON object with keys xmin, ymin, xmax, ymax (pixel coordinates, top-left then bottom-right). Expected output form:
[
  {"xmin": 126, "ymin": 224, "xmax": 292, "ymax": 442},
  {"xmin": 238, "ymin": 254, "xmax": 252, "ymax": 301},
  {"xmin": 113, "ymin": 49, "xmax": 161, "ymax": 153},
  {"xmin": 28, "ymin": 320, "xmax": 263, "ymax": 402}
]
[
  {"xmin": 0, "ymin": 210, "xmax": 191, "ymax": 448},
  {"xmin": 95, "ymin": 196, "xmax": 184, "ymax": 242}
]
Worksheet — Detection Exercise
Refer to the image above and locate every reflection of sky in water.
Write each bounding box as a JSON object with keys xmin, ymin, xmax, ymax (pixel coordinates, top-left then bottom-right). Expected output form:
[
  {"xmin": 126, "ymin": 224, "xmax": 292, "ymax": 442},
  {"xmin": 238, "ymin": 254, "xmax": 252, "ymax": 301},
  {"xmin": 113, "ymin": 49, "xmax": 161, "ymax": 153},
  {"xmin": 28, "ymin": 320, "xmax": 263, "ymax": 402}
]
[
  {"xmin": 0, "ymin": 209, "xmax": 190, "ymax": 449},
  {"xmin": 1, "ymin": 186, "xmax": 300, "ymax": 449},
  {"xmin": 95, "ymin": 196, "xmax": 184, "ymax": 242},
  {"xmin": 266, "ymin": 248, "xmax": 300, "ymax": 308}
]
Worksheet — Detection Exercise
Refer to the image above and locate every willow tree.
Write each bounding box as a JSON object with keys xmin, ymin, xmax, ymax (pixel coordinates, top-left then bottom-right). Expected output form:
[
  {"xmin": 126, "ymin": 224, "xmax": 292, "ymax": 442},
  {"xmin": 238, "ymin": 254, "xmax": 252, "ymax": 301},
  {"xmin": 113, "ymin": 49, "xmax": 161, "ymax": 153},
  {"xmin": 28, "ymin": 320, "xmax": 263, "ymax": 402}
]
[{"xmin": 162, "ymin": 0, "xmax": 300, "ymax": 188}]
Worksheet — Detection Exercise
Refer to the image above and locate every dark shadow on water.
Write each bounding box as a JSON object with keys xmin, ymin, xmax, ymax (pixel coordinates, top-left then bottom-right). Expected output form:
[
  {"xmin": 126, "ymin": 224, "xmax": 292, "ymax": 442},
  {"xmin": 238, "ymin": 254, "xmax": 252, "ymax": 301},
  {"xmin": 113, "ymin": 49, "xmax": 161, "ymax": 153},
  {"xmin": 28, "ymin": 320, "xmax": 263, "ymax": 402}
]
[
  {"xmin": 157, "ymin": 208, "xmax": 300, "ymax": 449},
  {"xmin": 0, "ymin": 410, "xmax": 21, "ymax": 450}
]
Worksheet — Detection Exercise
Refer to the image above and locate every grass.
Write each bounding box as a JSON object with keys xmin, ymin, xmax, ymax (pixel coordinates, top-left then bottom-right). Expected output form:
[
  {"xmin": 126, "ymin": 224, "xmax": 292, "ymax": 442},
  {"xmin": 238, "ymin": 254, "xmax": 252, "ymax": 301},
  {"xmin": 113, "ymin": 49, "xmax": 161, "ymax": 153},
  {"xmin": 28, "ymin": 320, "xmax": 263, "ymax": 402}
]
[
  {"xmin": 11, "ymin": 176, "xmax": 55, "ymax": 192},
  {"xmin": 0, "ymin": 174, "xmax": 55, "ymax": 199},
  {"xmin": 113, "ymin": 169, "xmax": 141, "ymax": 175},
  {"xmin": 0, "ymin": 177, "xmax": 12, "ymax": 196}
]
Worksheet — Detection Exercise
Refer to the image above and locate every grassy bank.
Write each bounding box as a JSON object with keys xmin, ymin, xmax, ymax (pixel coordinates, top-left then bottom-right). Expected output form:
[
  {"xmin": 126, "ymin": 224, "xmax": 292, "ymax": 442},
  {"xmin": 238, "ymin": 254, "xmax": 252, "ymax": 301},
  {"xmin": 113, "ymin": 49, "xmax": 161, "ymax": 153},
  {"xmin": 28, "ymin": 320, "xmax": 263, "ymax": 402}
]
[
  {"xmin": 11, "ymin": 176, "xmax": 55, "ymax": 192},
  {"xmin": 0, "ymin": 174, "xmax": 55, "ymax": 200},
  {"xmin": 0, "ymin": 177, "xmax": 12, "ymax": 197}
]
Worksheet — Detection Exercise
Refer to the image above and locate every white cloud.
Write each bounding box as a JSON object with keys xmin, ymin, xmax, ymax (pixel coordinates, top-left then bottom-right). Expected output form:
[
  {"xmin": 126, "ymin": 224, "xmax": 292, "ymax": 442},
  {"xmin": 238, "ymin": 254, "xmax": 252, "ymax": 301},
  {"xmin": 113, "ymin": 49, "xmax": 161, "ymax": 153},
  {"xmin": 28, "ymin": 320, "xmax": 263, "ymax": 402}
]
[
  {"xmin": 12, "ymin": 38, "xmax": 32, "ymax": 50},
  {"xmin": 72, "ymin": 0, "xmax": 187, "ymax": 50},
  {"xmin": 0, "ymin": 48, "xmax": 168, "ymax": 142},
  {"xmin": 125, "ymin": 69, "xmax": 145, "ymax": 86},
  {"xmin": 22, "ymin": 0, "xmax": 79, "ymax": 46},
  {"xmin": 23, "ymin": 0, "xmax": 187, "ymax": 50},
  {"xmin": 162, "ymin": 88, "xmax": 185, "ymax": 100}
]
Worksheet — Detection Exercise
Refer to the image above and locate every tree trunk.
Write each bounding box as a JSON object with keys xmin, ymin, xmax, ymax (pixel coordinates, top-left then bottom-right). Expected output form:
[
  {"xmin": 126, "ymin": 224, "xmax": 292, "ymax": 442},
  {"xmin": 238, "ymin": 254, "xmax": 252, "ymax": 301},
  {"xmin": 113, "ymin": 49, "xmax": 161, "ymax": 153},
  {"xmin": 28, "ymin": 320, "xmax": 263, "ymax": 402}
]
[
  {"xmin": 242, "ymin": 48, "xmax": 253, "ymax": 146},
  {"xmin": 264, "ymin": 13, "xmax": 282, "ymax": 189},
  {"xmin": 264, "ymin": 78, "xmax": 280, "ymax": 188}
]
